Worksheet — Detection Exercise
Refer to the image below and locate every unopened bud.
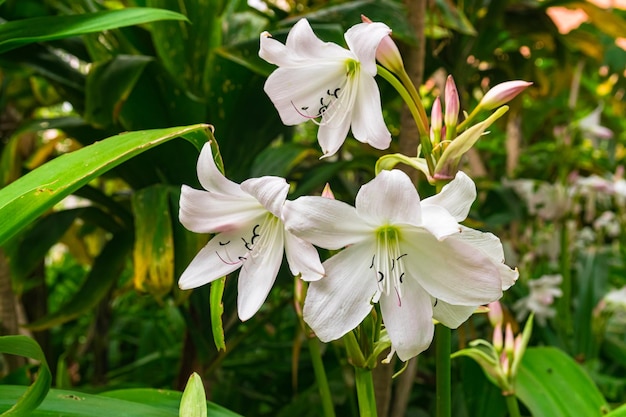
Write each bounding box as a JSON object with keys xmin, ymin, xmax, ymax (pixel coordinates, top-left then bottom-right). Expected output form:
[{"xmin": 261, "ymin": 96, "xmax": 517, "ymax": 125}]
[
  {"xmin": 444, "ymin": 75, "xmax": 459, "ymax": 130},
  {"xmin": 321, "ymin": 183, "xmax": 335, "ymax": 199},
  {"xmin": 361, "ymin": 15, "xmax": 404, "ymax": 75},
  {"xmin": 479, "ymin": 80, "xmax": 532, "ymax": 110},
  {"xmin": 487, "ymin": 301, "xmax": 503, "ymax": 328}
]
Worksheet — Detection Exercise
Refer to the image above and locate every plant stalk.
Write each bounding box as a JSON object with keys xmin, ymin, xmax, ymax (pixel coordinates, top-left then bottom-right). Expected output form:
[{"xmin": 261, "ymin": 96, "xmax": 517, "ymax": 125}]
[
  {"xmin": 435, "ymin": 324, "xmax": 451, "ymax": 417},
  {"xmin": 355, "ymin": 366, "xmax": 378, "ymax": 417},
  {"xmin": 308, "ymin": 338, "xmax": 336, "ymax": 417}
]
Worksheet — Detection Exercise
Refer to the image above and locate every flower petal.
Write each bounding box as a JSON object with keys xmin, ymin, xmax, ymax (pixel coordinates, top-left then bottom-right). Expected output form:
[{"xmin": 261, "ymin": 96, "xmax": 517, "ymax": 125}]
[
  {"xmin": 178, "ymin": 229, "xmax": 248, "ymax": 289},
  {"xmin": 284, "ymin": 197, "xmax": 371, "ymax": 250},
  {"xmin": 456, "ymin": 227, "xmax": 518, "ymax": 290},
  {"xmin": 196, "ymin": 142, "xmax": 246, "ymax": 197},
  {"xmin": 432, "ymin": 300, "xmax": 477, "ymax": 328},
  {"xmin": 422, "ymin": 171, "xmax": 476, "ymax": 222},
  {"xmin": 379, "ymin": 278, "xmax": 434, "ymax": 361},
  {"xmin": 420, "ymin": 205, "xmax": 462, "ymax": 240},
  {"xmin": 284, "ymin": 230, "xmax": 325, "ymax": 281},
  {"xmin": 355, "ymin": 170, "xmax": 421, "ymax": 225},
  {"xmin": 350, "ymin": 74, "xmax": 391, "ymax": 150},
  {"xmin": 317, "ymin": 110, "xmax": 352, "ymax": 158},
  {"xmin": 179, "ymin": 185, "xmax": 264, "ymax": 234},
  {"xmin": 344, "ymin": 22, "xmax": 392, "ymax": 76},
  {"xmin": 236, "ymin": 220, "xmax": 285, "ymax": 321},
  {"xmin": 303, "ymin": 241, "xmax": 378, "ymax": 342},
  {"xmin": 241, "ymin": 176, "xmax": 289, "ymax": 218},
  {"xmin": 402, "ymin": 230, "xmax": 503, "ymax": 305}
]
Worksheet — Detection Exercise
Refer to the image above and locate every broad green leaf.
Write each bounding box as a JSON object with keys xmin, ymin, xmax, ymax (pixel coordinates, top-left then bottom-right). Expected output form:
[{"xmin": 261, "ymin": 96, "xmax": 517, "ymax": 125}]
[
  {"xmin": 132, "ymin": 185, "xmax": 175, "ymax": 300},
  {"xmin": 85, "ymin": 55, "xmax": 154, "ymax": 128},
  {"xmin": 516, "ymin": 347, "xmax": 608, "ymax": 417},
  {"xmin": 0, "ymin": 123, "xmax": 212, "ymax": 246},
  {"xmin": 606, "ymin": 403, "xmax": 626, "ymax": 417},
  {"xmin": 24, "ymin": 232, "xmax": 133, "ymax": 331},
  {"xmin": 179, "ymin": 373, "xmax": 207, "ymax": 417},
  {"xmin": 0, "ymin": 8, "xmax": 188, "ymax": 54},
  {"xmin": 0, "ymin": 386, "xmax": 175, "ymax": 417},
  {"xmin": 250, "ymin": 143, "xmax": 318, "ymax": 178},
  {"xmin": 0, "ymin": 336, "xmax": 51, "ymax": 417}
]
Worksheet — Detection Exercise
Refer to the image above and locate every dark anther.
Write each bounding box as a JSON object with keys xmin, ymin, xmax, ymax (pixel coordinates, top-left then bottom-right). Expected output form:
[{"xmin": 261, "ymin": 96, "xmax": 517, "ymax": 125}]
[
  {"xmin": 399, "ymin": 272, "xmax": 405, "ymax": 283},
  {"xmin": 391, "ymin": 258, "xmax": 395, "ymax": 271},
  {"xmin": 433, "ymin": 299, "xmax": 438, "ymax": 307},
  {"xmin": 238, "ymin": 256, "xmax": 247, "ymax": 262},
  {"xmin": 251, "ymin": 224, "xmax": 261, "ymax": 244},
  {"xmin": 242, "ymin": 237, "xmax": 253, "ymax": 251},
  {"xmin": 301, "ymin": 106, "xmax": 309, "ymax": 111},
  {"xmin": 378, "ymin": 271, "xmax": 384, "ymax": 282},
  {"xmin": 396, "ymin": 254, "xmax": 408, "ymax": 260},
  {"xmin": 369, "ymin": 255, "xmax": 375, "ymax": 268},
  {"xmin": 219, "ymin": 241, "xmax": 230, "ymax": 246},
  {"xmin": 331, "ymin": 88, "xmax": 340, "ymax": 98}
]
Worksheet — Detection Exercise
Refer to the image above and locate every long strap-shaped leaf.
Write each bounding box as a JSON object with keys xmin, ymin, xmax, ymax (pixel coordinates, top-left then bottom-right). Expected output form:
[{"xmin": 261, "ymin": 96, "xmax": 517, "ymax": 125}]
[
  {"xmin": 0, "ymin": 8, "xmax": 188, "ymax": 54},
  {"xmin": 0, "ymin": 336, "xmax": 51, "ymax": 416},
  {"xmin": 0, "ymin": 124, "xmax": 212, "ymax": 246}
]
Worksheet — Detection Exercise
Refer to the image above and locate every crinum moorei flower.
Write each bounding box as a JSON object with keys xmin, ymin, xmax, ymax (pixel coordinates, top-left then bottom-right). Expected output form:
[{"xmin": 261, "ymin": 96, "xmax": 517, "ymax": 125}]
[
  {"xmin": 284, "ymin": 170, "xmax": 517, "ymax": 360},
  {"xmin": 259, "ymin": 18, "xmax": 392, "ymax": 158},
  {"xmin": 178, "ymin": 142, "xmax": 324, "ymax": 320}
]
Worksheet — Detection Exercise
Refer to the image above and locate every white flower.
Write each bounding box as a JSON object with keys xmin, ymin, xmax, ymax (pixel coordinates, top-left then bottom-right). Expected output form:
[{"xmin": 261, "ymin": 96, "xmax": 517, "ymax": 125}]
[
  {"xmin": 513, "ymin": 274, "xmax": 563, "ymax": 325},
  {"xmin": 284, "ymin": 170, "xmax": 517, "ymax": 360},
  {"xmin": 259, "ymin": 19, "xmax": 392, "ymax": 158},
  {"xmin": 178, "ymin": 142, "xmax": 324, "ymax": 320}
]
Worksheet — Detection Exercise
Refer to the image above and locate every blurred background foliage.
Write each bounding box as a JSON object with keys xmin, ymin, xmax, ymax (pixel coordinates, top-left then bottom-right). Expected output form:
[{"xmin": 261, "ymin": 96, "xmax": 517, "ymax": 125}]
[{"xmin": 0, "ymin": 0, "xmax": 625, "ymax": 415}]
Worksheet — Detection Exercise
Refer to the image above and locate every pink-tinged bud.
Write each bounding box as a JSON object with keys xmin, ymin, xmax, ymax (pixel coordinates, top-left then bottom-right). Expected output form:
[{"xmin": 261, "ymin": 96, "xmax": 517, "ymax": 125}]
[
  {"xmin": 480, "ymin": 80, "xmax": 533, "ymax": 110},
  {"xmin": 361, "ymin": 15, "xmax": 404, "ymax": 74},
  {"xmin": 444, "ymin": 75, "xmax": 459, "ymax": 129},
  {"xmin": 431, "ymin": 97, "xmax": 442, "ymax": 133},
  {"xmin": 487, "ymin": 301, "xmax": 503, "ymax": 328},
  {"xmin": 321, "ymin": 183, "xmax": 335, "ymax": 199},
  {"xmin": 492, "ymin": 323, "xmax": 503, "ymax": 352},
  {"xmin": 504, "ymin": 323, "xmax": 515, "ymax": 356}
]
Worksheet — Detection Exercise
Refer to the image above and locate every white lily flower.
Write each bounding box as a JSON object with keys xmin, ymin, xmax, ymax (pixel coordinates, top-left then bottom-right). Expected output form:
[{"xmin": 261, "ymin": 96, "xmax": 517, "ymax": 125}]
[
  {"xmin": 178, "ymin": 142, "xmax": 324, "ymax": 321},
  {"xmin": 284, "ymin": 170, "xmax": 517, "ymax": 360},
  {"xmin": 259, "ymin": 19, "xmax": 392, "ymax": 158}
]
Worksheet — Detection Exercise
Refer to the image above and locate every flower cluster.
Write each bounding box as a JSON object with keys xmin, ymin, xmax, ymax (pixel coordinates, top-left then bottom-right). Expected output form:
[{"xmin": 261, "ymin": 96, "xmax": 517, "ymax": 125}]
[{"xmin": 178, "ymin": 18, "xmax": 525, "ymax": 361}]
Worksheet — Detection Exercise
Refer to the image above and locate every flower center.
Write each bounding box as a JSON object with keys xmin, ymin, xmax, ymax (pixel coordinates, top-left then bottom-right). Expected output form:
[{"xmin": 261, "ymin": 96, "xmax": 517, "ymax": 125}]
[
  {"xmin": 216, "ymin": 213, "xmax": 280, "ymax": 266},
  {"xmin": 371, "ymin": 225, "xmax": 407, "ymax": 306}
]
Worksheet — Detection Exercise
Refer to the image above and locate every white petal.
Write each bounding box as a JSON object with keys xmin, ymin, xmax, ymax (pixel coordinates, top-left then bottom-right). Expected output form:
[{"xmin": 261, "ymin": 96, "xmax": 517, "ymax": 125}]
[
  {"xmin": 355, "ymin": 170, "xmax": 421, "ymax": 225},
  {"xmin": 259, "ymin": 32, "xmax": 292, "ymax": 67},
  {"xmin": 236, "ymin": 221, "xmax": 285, "ymax": 321},
  {"xmin": 455, "ymin": 227, "xmax": 518, "ymax": 290},
  {"xmin": 179, "ymin": 185, "xmax": 265, "ymax": 234},
  {"xmin": 317, "ymin": 110, "xmax": 352, "ymax": 158},
  {"xmin": 264, "ymin": 65, "xmax": 346, "ymax": 126},
  {"xmin": 284, "ymin": 230, "xmax": 325, "ymax": 281},
  {"xmin": 344, "ymin": 22, "xmax": 392, "ymax": 75},
  {"xmin": 350, "ymin": 74, "xmax": 391, "ymax": 149},
  {"xmin": 196, "ymin": 142, "xmax": 246, "ymax": 197},
  {"xmin": 422, "ymin": 171, "xmax": 476, "ymax": 222},
  {"xmin": 178, "ymin": 230, "xmax": 247, "ymax": 289},
  {"xmin": 241, "ymin": 176, "xmax": 289, "ymax": 218},
  {"xmin": 283, "ymin": 197, "xmax": 371, "ymax": 249},
  {"xmin": 420, "ymin": 205, "xmax": 462, "ymax": 240},
  {"xmin": 432, "ymin": 300, "xmax": 477, "ymax": 328},
  {"xmin": 285, "ymin": 19, "xmax": 350, "ymax": 61},
  {"xmin": 379, "ymin": 278, "xmax": 434, "ymax": 361},
  {"xmin": 402, "ymin": 230, "xmax": 503, "ymax": 305},
  {"xmin": 303, "ymin": 242, "xmax": 378, "ymax": 342}
]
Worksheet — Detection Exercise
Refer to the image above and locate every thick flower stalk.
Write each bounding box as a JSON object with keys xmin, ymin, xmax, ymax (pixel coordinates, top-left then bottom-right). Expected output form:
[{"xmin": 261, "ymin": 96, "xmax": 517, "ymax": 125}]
[
  {"xmin": 178, "ymin": 142, "xmax": 324, "ymax": 320},
  {"xmin": 259, "ymin": 18, "xmax": 392, "ymax": 158},
  {"xmin": 284, "ymin": 169, "xmax": 517, "ymax": 360}
]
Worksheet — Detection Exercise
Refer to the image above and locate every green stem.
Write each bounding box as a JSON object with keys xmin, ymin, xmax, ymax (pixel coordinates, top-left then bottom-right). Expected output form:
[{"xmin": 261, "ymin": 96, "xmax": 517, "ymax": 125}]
[
  {"xmin": 307, "ymin": 338, "xmax": 336, "ymax": 417},
  {"xmin": 397, "ymin": 68, "xmax": 429, "ymax": 132},
  {"xmin": 435, "ymin": 324, "xmax": 451, "ymax": 417},
  {"xmin": 504, "ymin": 394, "xmax": 522, "ymax": 417},
  {"xmin": 354, "ymin": 367, "xmax": 378, "ymax": 417}
]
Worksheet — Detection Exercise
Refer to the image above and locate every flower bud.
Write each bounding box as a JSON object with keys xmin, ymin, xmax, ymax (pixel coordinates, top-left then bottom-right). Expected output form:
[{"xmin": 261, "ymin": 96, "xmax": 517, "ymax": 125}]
[
  {"xmin": 444, "ymin": 75, "xmax": 459, "ymax": 130},
  {"xmin": 487, "ymin": 301, "xmax": 503, "ymax": 328},
  {"xmin": 361, "ymin": 15, "xmax": 404, "ymax": 75},
  {"xmin": 321, "ymin": 183, "xmax": 335, "ymax": 199},
  {"xmin": 479, "ymin": 80, "xmax": 532, "ymax": 110}
]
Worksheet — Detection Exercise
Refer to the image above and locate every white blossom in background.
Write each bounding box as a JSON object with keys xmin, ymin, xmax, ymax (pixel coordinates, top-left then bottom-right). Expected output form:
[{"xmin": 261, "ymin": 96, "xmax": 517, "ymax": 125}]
[{"xmin": 513, "ymin": 274, "xmax": 563, "ymax": 325}]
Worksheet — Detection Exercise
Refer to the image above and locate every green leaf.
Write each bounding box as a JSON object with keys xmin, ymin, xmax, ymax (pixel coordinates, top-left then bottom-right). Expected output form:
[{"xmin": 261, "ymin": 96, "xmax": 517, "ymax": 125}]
[
  {"xmin": 210, "ymin": 277, "xmax": 227, "ymax": 351},
  {"xmin": 179, "ymin": 373, "xmax": 207, "ymax": 417},
  {"xmin": 0, "ymin": 123, "xmax": 212, "ymax": 246},
  {"xmin": 516, "ymin": 347, "xmax": 608, "ymax": 417},
  {"xmin": 85, "ymin": 55, "xmax": 154, "ymax": 128},
  {"xmin": 0, "ymin": 336, "xmax": 51, "ymax": 417},
  {"xmin": 24, "ymin": 232, "xmax": 133, "ymax": 331},
  {"xmin": 0, "ymin": 8, "xmax": 188, "ymax": 54},
  {"xmin": 606, "ymin": 403, "xmax": 626, "ymax": 417},
  {"xmin": 132, "ymin": 185, "xmax": 175, "ymax": 300}
]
